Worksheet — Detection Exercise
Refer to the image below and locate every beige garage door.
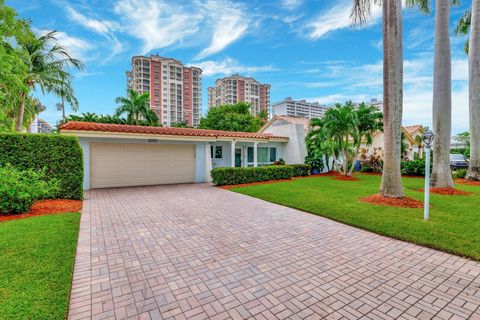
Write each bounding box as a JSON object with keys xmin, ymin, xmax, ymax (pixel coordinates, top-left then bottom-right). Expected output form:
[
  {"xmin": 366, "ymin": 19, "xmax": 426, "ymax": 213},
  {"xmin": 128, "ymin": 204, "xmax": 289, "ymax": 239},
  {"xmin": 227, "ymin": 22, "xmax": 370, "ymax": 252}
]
[{"xmin": 90, "ymin": 142, "xmax": 195, "ymax": 188}]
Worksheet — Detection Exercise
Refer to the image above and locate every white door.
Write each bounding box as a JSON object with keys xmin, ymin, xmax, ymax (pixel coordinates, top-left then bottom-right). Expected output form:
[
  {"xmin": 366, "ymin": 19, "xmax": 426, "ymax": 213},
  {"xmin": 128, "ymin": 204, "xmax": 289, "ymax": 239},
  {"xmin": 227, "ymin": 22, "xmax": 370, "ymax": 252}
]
[{"xmin": 90, "ymin": 142, "xmax": 195, "ymax": 188}]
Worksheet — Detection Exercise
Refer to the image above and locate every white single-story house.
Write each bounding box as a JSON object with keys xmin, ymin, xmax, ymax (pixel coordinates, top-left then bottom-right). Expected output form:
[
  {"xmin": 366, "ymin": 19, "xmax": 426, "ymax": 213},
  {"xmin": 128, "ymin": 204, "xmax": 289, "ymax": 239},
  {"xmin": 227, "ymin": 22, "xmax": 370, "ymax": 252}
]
[
  {"xmin": 259, "ymin": 115, "xmax": 310, "ymax": 164},
  {"xmin": 60, "ymin": 121, "xmax": 290, "ymax": 190}
]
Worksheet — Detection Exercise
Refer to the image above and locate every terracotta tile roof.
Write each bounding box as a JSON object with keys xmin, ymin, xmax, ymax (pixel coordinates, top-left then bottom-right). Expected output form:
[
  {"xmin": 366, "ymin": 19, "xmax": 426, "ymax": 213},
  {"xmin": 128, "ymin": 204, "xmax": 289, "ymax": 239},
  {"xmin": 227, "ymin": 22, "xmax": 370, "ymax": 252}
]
[
  {"xmin": 59, "ymin": 121, "xmax": 288, "ymax": 140},
  {"xmin": 260, "ymin": 115, "xmax": 311, "ymax": 132},
  {"xmin": 403, "ymin": 125, "xmax": 423, "ymax": 134}
]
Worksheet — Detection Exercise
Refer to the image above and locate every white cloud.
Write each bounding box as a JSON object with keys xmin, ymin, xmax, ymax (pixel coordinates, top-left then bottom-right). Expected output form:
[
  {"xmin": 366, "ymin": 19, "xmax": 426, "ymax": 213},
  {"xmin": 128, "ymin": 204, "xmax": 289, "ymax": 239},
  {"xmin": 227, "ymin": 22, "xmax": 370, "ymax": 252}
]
[
  {"xmin": 34, "ymin": 29, "xmax": 94, "ymax": 62},
  {"xmin": 297, "ymin": 55, "xmax": 469, "ymax": 133},
  {"xmin": 191, "ymin": 58, "xmax": 275, "ymax": 77},
  {"xmin": 66, "ymin": 7, "xmax": 119, "ymax": 34},
  {"xmin": 64, "ymin": 6, "xmax": 125, "ymax": 61},
  {"xmin": 305, "ymin": 1, "xmax": 381, "ymax": 40},
  {"xmin": 196, "ymin": 1, "xmax": 249, "ymax": 59},
  {"xmin": 281, "ymin": 0, "xmax": 303, "ymax": 10},
  {"xmin": 114, "ymin": 0, "xmax": 201, "ymax": 54}
]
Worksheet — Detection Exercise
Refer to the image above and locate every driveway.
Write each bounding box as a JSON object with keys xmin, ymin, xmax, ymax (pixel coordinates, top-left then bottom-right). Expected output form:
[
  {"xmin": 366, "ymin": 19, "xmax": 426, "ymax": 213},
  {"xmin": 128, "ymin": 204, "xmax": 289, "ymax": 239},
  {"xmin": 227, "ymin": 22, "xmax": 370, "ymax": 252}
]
[{"xmin": 69, "ymin": 184, "xmax": 480, "ymax": 320}]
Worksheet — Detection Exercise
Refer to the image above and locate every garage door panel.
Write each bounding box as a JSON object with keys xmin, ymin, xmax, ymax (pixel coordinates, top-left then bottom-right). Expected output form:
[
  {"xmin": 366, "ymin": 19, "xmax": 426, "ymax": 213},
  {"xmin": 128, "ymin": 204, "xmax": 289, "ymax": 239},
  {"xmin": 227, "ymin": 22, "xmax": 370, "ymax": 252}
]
[{"xmin": 90, "ymin": 143, "xmax": 195, "ymax": 188}]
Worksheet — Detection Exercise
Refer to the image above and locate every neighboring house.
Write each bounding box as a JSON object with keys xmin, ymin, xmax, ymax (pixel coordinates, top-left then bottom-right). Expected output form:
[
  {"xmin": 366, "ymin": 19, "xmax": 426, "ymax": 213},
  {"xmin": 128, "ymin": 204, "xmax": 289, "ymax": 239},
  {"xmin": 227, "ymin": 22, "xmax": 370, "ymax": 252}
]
[
  {"xmin": 259, "ymin": 115, "xmax": 310, "ymax": 164},
  {"xmin": 361, "ymin": 125, "xmax": 424, "ymax": 160},
  {"xmin": 60, "ymin": 121, "xmax": 288, "ymax": 190},
  {"xmin": 28, "ymin": 116, "xmax": 52, "ymax": 133}
]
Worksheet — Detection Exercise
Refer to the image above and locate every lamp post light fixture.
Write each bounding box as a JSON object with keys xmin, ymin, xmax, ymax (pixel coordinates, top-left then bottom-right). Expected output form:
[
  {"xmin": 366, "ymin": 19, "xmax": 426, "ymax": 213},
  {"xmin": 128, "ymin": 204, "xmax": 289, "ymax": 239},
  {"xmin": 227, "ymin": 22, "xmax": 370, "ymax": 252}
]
[{"xmin": 422, "ymin": 130, "xmax": 434, "ymax": 221}]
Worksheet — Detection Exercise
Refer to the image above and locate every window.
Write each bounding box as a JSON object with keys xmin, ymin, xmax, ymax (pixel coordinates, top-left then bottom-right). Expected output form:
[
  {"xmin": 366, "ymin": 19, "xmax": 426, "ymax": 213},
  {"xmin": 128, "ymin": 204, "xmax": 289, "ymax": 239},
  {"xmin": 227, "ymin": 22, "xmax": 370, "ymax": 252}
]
[
  {"xmin": 270, "ymin": 148, "xmax": 277, "ymax": 162},
  {"xmin": 247, "ymin": 147, "xmax": 254, "ymax": 162},
  {"xmin": 210, "ymin": 145, "xmax": 223, "ymax": 159},
  {"xmin": 257, "ymin": 147, "xmax": 268, "ymax": 163}
]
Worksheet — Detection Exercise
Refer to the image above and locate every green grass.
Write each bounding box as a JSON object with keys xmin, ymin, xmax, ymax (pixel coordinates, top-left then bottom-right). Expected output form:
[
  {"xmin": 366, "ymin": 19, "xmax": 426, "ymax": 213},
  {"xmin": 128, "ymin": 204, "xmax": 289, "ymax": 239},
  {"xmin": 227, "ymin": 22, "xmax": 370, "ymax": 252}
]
[
  {"xmin": 232, "ymin": 174, "xmax": 480, "ymax": 260},
  {"xmin": 0, "ymin": 213, "xmax": 80, "ymax": 319}
]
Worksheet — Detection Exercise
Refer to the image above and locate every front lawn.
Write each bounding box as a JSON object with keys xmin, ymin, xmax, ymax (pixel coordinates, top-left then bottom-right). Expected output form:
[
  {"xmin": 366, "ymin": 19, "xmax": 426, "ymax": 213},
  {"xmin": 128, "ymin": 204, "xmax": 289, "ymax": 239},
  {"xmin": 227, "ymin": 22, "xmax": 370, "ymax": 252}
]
[
  {"xmin": 233, "ymin": 174, "xmax": 480, "ymax": 260},
  {"xmin": 0, "ymin": 213, "xmax": 80, "ymax": 319}
]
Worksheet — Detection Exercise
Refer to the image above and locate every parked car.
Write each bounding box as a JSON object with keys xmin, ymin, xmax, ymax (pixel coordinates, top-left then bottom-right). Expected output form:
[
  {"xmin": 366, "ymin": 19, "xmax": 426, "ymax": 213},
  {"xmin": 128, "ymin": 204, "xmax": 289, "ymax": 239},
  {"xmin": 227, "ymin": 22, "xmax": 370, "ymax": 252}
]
[{"xmin": 450, "ymin": 153, "xmax": 469, "ymax": 170}]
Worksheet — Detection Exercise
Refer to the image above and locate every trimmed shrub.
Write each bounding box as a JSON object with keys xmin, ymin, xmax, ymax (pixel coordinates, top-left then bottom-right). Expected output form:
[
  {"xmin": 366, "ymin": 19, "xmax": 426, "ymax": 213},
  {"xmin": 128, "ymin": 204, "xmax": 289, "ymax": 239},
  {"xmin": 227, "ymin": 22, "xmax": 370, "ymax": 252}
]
[
  {"xmin": 401, "ymin": 159, "xmax": 431, "ymax": 176},
  {"xmin": 360, "ymin": 165, "xmax": 375, "ymax": 173},
  {"xmin": 211, "ymin": 166, "xmax": 293, "ymax": 186},
  {"xmin": 0, "ymin": 164, "xmax": 60, "ymax": 214},
  {"xmin": 290, "ymin": 164, "xmax": 311, "ymax": 177},
  {"xmin": 0, "ymin": 133, "xmax": 83, "ymax": 199},
  {"xmin": 454, "ymin": 169, "xmax": 468, "ymax": 179}
]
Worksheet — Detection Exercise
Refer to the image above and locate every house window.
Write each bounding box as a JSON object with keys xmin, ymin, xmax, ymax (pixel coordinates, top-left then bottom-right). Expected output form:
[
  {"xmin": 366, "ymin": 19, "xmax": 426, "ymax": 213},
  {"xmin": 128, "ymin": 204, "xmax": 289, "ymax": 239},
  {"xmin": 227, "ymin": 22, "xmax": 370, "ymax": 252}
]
[
  {"xmin": 210, "ymin": 145, "xmax": 223, "ymax": 159},
  {"xmin": 247, "ymin": 147, "xmax": 254, "ymax": 162},
  {"xmin": 270, "ymin": 148, "xmax": 277, "ymax": 162},
  {"xmin": 257, "ymin": 147, "xmax": 268, "ymax": 164}
]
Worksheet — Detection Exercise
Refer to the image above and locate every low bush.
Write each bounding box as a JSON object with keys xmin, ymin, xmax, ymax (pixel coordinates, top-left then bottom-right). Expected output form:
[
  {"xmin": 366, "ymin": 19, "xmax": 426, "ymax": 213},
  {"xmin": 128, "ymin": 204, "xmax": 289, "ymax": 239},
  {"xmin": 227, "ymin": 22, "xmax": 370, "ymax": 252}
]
[
  {"xmin": 0, "ymin": 133, "xmax": 83, "ymax": 199},
  {"xmin": 401, "ymin": 159, "xmax": 431, "ymax": 176},
  {"xmin": 360, "ymin": 165, "xmax": 375, "ymax": 173},
  {"xmin": 290, "ymin": 164, "xmax": 311, "ymax": 177},
  {"xmin": 211, "ymin": 166, "xmax": 293, "ymax": 186},
  {"xmin": 0, "ymin": 164, "xmax": 59, "ymax": 214},
  {"xmin": 454, "ymin": 169, "xmax": 468, "ymax": 179}
]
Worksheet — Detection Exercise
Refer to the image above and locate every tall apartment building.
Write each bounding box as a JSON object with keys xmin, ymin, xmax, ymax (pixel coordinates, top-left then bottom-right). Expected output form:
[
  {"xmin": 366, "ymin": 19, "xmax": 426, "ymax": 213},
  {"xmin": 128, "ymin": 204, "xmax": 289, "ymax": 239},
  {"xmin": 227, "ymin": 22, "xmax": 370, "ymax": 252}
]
[
  {"xmin": 272, "ymin": 97, "xmax": 329, "ymax": 119},
  {"xmin": 126, "ymin": 55, "xmax": 202, "ymax": 127},
  {"xmin": 207, "ymin": 75, "xmax": 270, "ymax": 116}
]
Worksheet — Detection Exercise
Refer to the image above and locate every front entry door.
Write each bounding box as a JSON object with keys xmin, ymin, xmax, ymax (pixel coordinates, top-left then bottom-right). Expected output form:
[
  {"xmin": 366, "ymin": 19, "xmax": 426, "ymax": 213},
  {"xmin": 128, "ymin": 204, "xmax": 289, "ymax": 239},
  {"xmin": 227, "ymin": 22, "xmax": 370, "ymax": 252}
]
[{"xmin": 235, "ymin": 148, "xmax": 242, "ymax": 167}]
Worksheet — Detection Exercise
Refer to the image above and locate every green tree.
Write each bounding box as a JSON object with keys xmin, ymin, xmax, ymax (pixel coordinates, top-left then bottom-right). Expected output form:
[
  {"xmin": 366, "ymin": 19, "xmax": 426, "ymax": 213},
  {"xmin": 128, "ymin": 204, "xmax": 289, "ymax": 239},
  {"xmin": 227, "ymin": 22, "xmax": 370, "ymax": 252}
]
[
  {"xmin": 351, "ymin": 0, "xmax": 405, "ymax": 197},
  {"xmin": 0, "ymin": 1, "xmax": 33, "ymax": 131},
  {"xmin": 454, "ymin": 9, "xmax": 471, "ymax": 54},
  {"xmin": 199, "ymin": 102, "xmax": 261, "ymax": 132},
  {"xmin": 171, "ymin": 121, "xmax": 192, "ymax": 128},
  {"xmin": 305, "ymin": 117, "xmax": 340, "ymax": 172},
  {"xmin": 348, "ymin": 103, "xmax": 383, "ymax": 175},
  {"xmin": 115, "ymin": 89, "xmax": 159, "ymax": 126},
  {"xmin": 15, "ymin": 30, "xmax": 83, "ymax": 131}
]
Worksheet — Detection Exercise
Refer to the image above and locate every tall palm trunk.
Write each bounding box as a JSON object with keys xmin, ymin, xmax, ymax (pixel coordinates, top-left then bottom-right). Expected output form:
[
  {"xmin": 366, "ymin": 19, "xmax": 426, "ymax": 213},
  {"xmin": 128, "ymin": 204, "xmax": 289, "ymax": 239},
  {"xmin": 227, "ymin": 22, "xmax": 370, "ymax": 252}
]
[
  {"xmin": 467, "ymin": 0, "xmax": 480, "ymax": 180},
  {"xmin": 15, "ymin": 93, "xmax": 26, "ymax": 132},
  {"xmin": 431, "ymin": 0, "xmax": 454, "ymax": 188},
  {"xmin": 380, "ymin": 0, "xmax": 404, "ymax": 197}
]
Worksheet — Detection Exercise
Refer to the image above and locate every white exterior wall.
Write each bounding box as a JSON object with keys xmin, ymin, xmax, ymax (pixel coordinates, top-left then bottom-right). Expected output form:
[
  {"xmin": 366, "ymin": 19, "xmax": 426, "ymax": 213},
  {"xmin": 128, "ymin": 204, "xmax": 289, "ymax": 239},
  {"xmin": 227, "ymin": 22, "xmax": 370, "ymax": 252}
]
[{"xmin": 262, "ymin": 121, "xmax": 306, "ymax": 164}]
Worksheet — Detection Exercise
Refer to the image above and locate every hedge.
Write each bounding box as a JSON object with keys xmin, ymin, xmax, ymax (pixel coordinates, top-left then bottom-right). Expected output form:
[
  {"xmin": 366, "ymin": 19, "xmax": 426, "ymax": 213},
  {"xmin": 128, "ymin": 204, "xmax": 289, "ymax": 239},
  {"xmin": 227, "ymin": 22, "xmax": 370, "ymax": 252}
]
[
  {"xmin": 0, "ymin": 133, "xmax": 83, "ymax": 199},
  {"xmin": 211, "ymin": 165, "xmax": 293, "ymax": 186},
  {"xmin": 291, "ymin": 164, "xmax": 311, "ymax": 177}
]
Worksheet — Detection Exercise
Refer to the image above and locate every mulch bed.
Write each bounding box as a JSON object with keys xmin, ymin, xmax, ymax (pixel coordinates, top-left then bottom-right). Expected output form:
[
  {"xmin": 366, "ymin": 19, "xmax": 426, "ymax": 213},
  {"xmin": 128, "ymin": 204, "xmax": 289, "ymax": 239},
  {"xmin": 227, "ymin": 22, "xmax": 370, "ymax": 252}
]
[
  {"xmin": 455, "ymin": 178, "xmax": 480, "ymax": 186},
  {"xmin": 416, "ymin": 188, "xmax": 473, "ymax": 196},
  {"xmin": 0, "ymin": 199, "xmax": 83, "ymax": 223},
  {"xmin": 360, "ymin": 194, "xmax": 424, "ymax": 208}
]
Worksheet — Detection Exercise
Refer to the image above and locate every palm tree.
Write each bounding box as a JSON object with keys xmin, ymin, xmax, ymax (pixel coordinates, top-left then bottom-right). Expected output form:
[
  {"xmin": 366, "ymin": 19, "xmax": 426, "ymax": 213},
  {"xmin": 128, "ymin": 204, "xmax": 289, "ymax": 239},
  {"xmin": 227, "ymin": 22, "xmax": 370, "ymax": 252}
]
[
  {"xmin": 306, "ymin": 117, "xmax": 340, "ymax": 172},
  {"xmin": 15, "ymin": 31, "xmax": 83, "ymax": 132},
  {"xmin": 454, "ymin": 9, "xmax": 471, "ymax": 54},
  {"xmin": 348, "ymin": 103, "xmax": 383, "ymax": 175},
  {"xmin": 351, "ymin": 0, "xmax": 404, "ymax": 197},
  {"xmin": 431, "ymin": 0, "xmax": 454, "ymax": 188},
  {"xmin": 322, "ymin": 103, "xmax": 357, "ymax": 176},
  {"xmin": 467, "ymin": 0, "xmax": 480, "ymax": 181},
  {"xmin": 115, "ymin": 89, "xmax": 158, "ymax": 126}
]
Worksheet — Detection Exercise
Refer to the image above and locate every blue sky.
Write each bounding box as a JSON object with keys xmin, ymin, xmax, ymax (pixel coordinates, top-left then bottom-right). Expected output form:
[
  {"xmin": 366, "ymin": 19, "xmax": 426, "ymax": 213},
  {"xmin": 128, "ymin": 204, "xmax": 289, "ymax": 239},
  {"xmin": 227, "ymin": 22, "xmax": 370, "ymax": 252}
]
[{"xmin": 8, "ymin": 0, "xmax": 472, "ymax": 133}]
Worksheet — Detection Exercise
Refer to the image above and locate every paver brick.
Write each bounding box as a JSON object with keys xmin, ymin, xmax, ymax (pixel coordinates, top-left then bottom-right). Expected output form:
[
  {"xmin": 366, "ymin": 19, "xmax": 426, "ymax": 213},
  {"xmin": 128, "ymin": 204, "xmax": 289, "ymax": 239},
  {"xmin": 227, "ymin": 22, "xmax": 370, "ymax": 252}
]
[{"xmin": 69, "ymin": 184, "xmax": 480, "ymax": 319}]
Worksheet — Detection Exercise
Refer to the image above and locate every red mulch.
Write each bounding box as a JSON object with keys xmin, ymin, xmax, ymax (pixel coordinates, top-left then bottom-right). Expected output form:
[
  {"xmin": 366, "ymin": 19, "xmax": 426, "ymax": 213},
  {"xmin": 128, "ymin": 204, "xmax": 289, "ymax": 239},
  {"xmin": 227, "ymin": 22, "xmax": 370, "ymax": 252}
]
[
  {"xmin": 360, "ymin": 194, "xmax": 424, "ymax": 208},
  {"xmin": 0, "ymin": 199, "xmax": 82, "ymax": 223},
  {"xmin": 334, "ymin": 175, "xmax": 360, "ymax": 181},
  {"xmin": 319, "ymin": 171, "xmax": 341, "ymax": 176},
  {"xmin": 416, "ymin": 188, "xmax": 473, "ymax": 195},
  {"xmin": 455, "ymin": 178, "xmax": 480, "ymax": 186}
]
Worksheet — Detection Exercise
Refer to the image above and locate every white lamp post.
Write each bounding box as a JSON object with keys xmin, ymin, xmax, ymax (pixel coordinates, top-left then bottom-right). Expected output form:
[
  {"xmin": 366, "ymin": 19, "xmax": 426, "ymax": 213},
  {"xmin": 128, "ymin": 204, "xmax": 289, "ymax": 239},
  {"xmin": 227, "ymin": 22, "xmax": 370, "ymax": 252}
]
[{"xmin": 422, "ymin": 130, "xmax": 434, "ymax": 221}]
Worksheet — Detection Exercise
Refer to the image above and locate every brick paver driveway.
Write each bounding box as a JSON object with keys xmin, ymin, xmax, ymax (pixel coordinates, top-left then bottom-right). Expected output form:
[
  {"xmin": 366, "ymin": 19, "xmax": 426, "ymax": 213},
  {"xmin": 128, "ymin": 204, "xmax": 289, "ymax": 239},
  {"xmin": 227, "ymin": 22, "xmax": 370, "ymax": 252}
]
[{"xmin": 69, "ymin": 184, "xmax": 480, "ymax": 320}]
